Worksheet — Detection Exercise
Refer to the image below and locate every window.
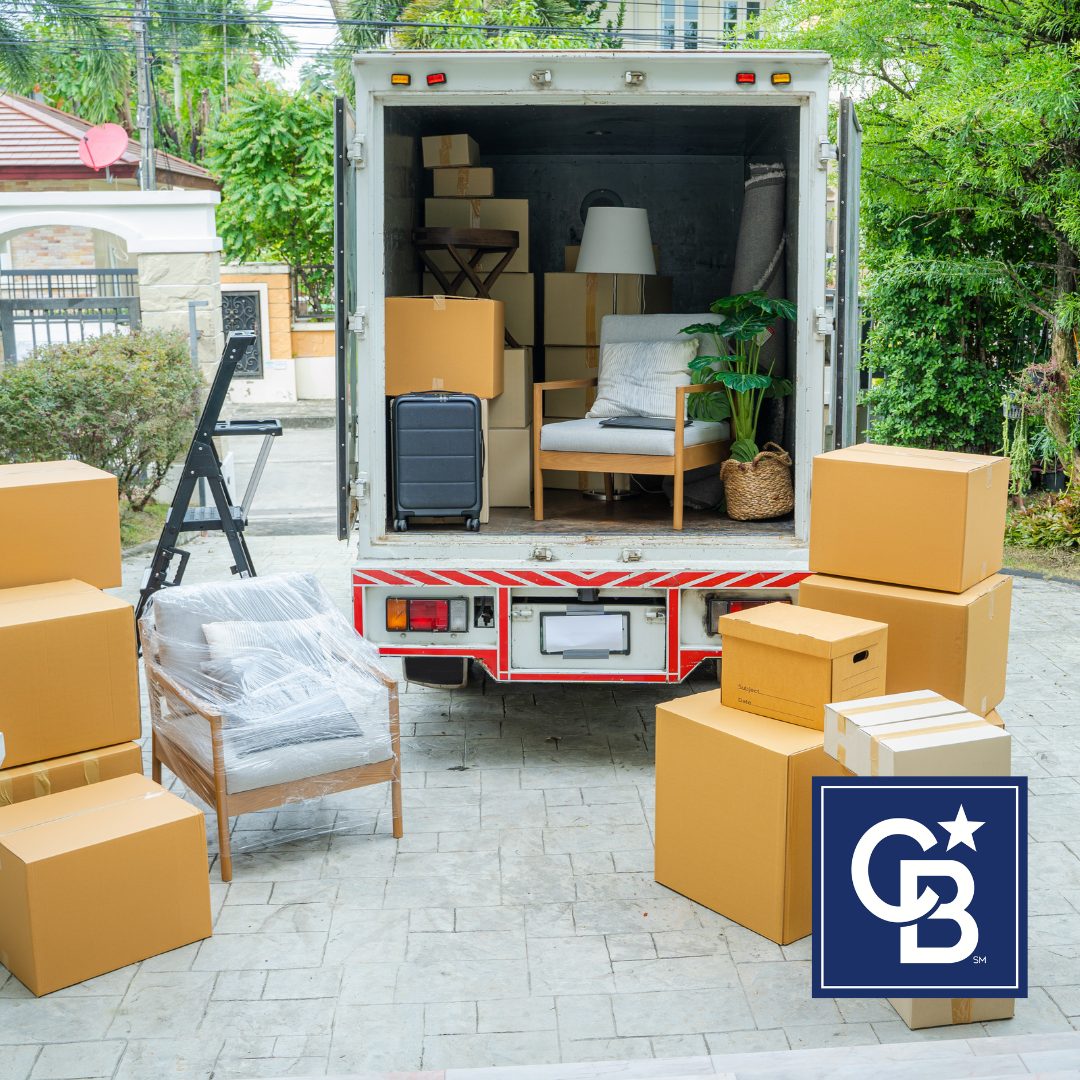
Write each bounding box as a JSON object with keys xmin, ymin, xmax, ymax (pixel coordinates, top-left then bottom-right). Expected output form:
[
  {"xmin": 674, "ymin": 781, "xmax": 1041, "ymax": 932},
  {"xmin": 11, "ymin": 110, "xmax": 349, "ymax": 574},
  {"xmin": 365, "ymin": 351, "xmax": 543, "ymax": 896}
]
[
  {"xmin": 684, "ymin": 0, "xmax": 698, "ymax": 48},
  {"xmin": 723, "ymin": 0, "xmax": 740, "ymax": 36},
  {"xmin": 661, "ymin": 0, "xmax": 676, "ymax": 48}
]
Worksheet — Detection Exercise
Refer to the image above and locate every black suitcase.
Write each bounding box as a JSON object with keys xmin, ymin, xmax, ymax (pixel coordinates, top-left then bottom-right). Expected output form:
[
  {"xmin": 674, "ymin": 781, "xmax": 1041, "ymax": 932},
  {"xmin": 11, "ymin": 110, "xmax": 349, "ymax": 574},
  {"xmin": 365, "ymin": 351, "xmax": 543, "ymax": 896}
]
[{"xmin": 391, "ymin": 392, "xmax": 484, "ymax": 532}]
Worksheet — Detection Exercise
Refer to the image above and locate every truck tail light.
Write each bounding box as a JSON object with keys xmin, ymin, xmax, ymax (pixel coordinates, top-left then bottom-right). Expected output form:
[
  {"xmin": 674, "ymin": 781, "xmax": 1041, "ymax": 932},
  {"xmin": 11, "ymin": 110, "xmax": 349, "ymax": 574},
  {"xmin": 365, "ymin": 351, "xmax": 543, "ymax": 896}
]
[
  {"xmin": 427, "ymin": 72, "xmax": 447, "ymax": 86},
  {"xmin": 386, "ymin": 597, "xmax": 468, "ymax": 632},
  {"xmin": 705, "ymin": 595, "xmax": 790, "ymax": 636},
  {"xmin": 736, "ymin": 72, "xmax": 756, "ymax": 85},
  {"xmin": 771, "ymin": 72, "xmax": 791, "ymax": 85}
]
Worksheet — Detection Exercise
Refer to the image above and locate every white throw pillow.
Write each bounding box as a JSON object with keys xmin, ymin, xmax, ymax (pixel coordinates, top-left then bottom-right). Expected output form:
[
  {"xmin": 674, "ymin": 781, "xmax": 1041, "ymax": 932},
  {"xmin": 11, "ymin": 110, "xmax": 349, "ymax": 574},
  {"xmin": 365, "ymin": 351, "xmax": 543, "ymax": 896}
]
[{"xmin": 587, "ymin": 339, "xmax": 698, "ymax": 420}]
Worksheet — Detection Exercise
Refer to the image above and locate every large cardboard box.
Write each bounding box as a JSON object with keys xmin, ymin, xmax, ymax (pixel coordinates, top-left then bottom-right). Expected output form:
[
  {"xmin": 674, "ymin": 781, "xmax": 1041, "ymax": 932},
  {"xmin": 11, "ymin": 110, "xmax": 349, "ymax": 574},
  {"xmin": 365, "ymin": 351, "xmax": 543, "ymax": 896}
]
[
  {"xmin": 488, "ymin": 428, "xmax": 531, "ymax": 507},
  {"xmin": 421, "ymin": 134, "xmax": 478, "ymax": 168},
  {"xmin": 543, "ymin": 347, "xmax": 599, "ymax": 417},
  {"xmin": 889, "ymin": 998, "xmax": 1015, "ymax": 1029},
  {"xmin": 0, "ymin": 774, "xmax": 212, "ymax": 995},
  {"xmin": 424, "ymin": 198, "xmax": 529, "ymax": 273},
  {"xmin": 422, "ymin": 272, "xmax": 534, "ymax": 346},
  {"xmin": 718, "ymin": 603, "xmax": 887, "ymax": 730},
  {"xmin": 0, "ymin": 742, "xmax": 142, "ymax": 807},
  {"xmin": 809, "ymin": 444, "xmax": 1009, "ymax": 592},
  {"xmin": 385, "ymin": 296, "xmax": 504, "ymax": 398},
  {"xmin": 825, "ymin": 691, "xmax": 1011, "ymax": 776},
  {"xmin": 0, "ymin": 461, "xmax": 121, "ymax": 590},
  {"xmin": 799, "ymin": 573, "xmax": 1012, "ymax": 716},
  {"xmin": 655, "ymin": 691, "xmax": 848, "ymax": 944},
  {"xmin": 0, "ymin": 580, "xmax": 141, "ymax": 769},
  {"xmin": 489, "ymin": 348, "xmax": 532, "ymax": 429},
  {"xmin": 433, "ymin": 166, "xmax": 493, "ymax": 198},
  {"xmin": 544, "ymin": 273, "xmax": 673, "ymax": 346}
]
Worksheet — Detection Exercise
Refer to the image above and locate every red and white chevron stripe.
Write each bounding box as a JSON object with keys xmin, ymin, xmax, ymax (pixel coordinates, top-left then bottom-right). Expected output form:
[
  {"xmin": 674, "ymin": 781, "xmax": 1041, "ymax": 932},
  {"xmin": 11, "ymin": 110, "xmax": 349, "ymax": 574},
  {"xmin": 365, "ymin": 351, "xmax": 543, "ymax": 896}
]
[{"xmin": 352, "ymin": 567, "xmax": 809, "ymax": 590}]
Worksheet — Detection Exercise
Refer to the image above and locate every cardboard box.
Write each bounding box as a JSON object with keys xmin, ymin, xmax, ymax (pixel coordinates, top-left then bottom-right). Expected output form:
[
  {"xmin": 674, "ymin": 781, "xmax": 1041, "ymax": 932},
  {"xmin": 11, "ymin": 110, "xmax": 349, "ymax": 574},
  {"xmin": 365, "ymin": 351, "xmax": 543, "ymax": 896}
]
[
  {"xmin": 718, "ymin": 603, "xmax": 887, "ymax": 729},
  {"xmin": 655, "ymin": 690, "xmax": 848, "ymax": 944},
  {"xmin": 565, "ymin": 244, "xmax": 660, "ymax": 272},
  {"xmin": 488, "ymin": 428, "xmax": 531, "ymax": 506},
  {"xmin": 543, "ymin": 347, "xmax": 599, "ymax": 417},
  {"xmin": 825, "ymin": 691, "xmax": 1011, "ymax": 776},
  {"xmin": 424, "ymin": 198, "xmax": 529, "ymax": 273},
  {"xmin": 422, "ymin": 272, "xmax": 534, "ymax": 346},
  {"xmin": 385, "ymin": 296, "xmax": 504, "ymax": 398},
  {"xmin": 0, "ymin": 742, "xmax": 142, "ymax": 807},
  {"xmin": 489, "ymin": 348, "xmax": 532, "ymax": 429},
  {"xmin": 544, "ymin": 273, "xmax": 673, "ymax": 346},
  {"xmin": 0, "ymin": 462, "xmax": 121, "ymax": 590},
  {"xmin": 809, "ymin": 444, "xmax": 1010, "ymax": 592},
  {"xmin": 433, "ymin": 166, "xmax": 493, "ymax": 198},
  {"xmin": 0, "ymin": 580, "xmax": 141, "ymax": 769},
  {"xmin": 799, "ymin": 573, "xmax": 1012, "ymax": 716},
  {"xmin": 986, "ymin": 708, "xmax": 1004, "ymax": 727},
  {"xmin": 422, "ymin": 134, "xmax": 478, "ymax": 168},
  {"xmin": 889, "ymin": 998, "xmax": 1015, "ymax": 1029},
  {"xmin": 0, "ymin": 774, "xmax": 211, "ymax": 995}
]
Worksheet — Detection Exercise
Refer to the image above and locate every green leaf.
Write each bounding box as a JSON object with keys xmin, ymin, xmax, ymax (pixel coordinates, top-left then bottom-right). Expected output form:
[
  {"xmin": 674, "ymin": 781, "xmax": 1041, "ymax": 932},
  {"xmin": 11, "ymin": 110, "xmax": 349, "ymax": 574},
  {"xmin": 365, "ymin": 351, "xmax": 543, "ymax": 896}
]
[
  {"xmin": 766, "ymin": 377, "xmax": 794, "ymax": 398},
  {"xmin": 712, "ymin": 371, "xmax": 772, "ymax": 392},
  {"xmin": 680, "ymin": 323, "xmax": 726, "ymax": 338},
  {"xmin": 719, "ymin": 310, "xmax": 774, "ymax": 341},
  {"xmin": 688, "ymin": 392, "xmax": 732, "ymax": 422},
  {"xmin": 729, "ymin": 438, "xmax": 759, "ymax": 462}
]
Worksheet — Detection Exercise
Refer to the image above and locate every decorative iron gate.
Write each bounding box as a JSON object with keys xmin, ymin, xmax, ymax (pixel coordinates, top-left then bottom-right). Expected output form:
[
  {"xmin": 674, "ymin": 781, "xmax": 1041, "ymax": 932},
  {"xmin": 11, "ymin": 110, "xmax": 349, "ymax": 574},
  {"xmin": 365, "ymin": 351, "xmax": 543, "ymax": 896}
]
[
  {"xmin": 221, "ymin": 290, "xmax": 264, "ymax": 377},
  {"xmin": 0, "ymin": 269, "xmax": 140, "ymax": 365}
]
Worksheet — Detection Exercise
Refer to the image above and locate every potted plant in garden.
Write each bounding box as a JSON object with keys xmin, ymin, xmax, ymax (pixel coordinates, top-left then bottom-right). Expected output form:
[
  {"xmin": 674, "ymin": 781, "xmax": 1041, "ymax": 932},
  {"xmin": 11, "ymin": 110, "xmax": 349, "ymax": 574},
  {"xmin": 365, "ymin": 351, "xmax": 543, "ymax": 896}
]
[{"xmin": 681, "ymin": 291, "xmax": 796, "ymax": 520}]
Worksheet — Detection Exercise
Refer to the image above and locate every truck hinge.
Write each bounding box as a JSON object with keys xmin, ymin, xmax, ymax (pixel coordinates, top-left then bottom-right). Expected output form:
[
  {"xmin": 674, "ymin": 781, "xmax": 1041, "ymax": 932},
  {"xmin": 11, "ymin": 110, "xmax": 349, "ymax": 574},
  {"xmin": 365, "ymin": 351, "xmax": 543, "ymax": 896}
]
[
  {"xmin": 511, "ymin": 606, "xmax": 534, "ymax": 621},
  {"xmin": 814, "ymin": 306, "xmax": 834, "ymax": 338},
  {"xmin": 350, "ymin": 475, "xmax": 369, "ymax": 503},
  {"xmin": 620, "ymin": 547, "xmax": 643, "ymax": 563},
  {"xmin": 348, "ymin": 308, "xmax": 367, "ymax": 337},
  {"xmin": 348, "ymin": 134, "xmax": 366, "ymax": 169},
  {"xmin": 529, "ymin": 545, "xmax": 554, "ymax": 562},
  {"xmin": 817, "ymin": 136, "xmax": 837, "ymax": 169}
]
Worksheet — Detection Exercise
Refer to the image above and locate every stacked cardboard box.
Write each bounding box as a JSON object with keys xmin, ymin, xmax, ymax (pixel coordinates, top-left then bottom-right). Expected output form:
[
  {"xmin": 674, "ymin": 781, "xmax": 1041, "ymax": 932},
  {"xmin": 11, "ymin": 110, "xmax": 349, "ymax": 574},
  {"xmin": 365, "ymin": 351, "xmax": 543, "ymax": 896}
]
[{"xmin": 487, "ymin": 349, "xmax": 533, "ymax": 508}]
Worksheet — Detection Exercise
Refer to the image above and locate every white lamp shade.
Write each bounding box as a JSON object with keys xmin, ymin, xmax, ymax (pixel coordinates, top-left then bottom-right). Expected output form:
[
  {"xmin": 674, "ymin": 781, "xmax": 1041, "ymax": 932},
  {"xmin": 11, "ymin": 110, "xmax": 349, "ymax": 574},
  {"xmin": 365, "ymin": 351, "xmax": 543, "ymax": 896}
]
[{"xmin": 575, "ymin": 207, "xmax": 656, "ymax": 276}]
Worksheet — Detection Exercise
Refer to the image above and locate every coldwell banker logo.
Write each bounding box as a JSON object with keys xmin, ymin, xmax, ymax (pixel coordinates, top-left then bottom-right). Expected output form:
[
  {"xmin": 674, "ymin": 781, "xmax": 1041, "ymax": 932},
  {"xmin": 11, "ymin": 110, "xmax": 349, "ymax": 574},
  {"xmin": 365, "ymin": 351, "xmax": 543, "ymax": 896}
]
[{"xmin": 812, "ymin": 777, "xmax": 1027, "ymax": 997}]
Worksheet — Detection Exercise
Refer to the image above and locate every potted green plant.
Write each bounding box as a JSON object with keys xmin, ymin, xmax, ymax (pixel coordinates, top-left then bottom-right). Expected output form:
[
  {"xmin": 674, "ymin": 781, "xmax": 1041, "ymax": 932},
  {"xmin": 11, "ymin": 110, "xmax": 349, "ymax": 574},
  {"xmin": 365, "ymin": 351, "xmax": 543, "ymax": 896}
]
[{"xmin": 681, "ymin": 291, "xmax": 796, "ymax": 520}]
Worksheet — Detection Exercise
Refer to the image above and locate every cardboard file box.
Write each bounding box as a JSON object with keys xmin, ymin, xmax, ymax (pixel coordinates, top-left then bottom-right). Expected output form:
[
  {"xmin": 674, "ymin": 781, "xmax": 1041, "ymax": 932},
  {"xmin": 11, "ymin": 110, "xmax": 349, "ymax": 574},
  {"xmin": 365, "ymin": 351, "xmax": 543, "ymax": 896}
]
[
  {"xmin": 488, "ymin": 428, "xmax": 531, "ymax": 507},
  {"xmin": 0, "ymin": 580, "xmax": 141, "ymax": 769},
  {"xmin": 809, "ymin": 444, "xmax": 1009, "ymax": 592},
  {"xmin": 717, "ymin": 603, "xmax": 887, "ymax": 729},
  {"xmin": 543, "ymin": 273, "xmax": 673, "ymax": 346},
  {"xmin": 0, "ymin": 461, "xmax": 122, "ymax": 590},
  {"xmin": 0, "ymin": 742, "xmax": 142, "ymax": 806},
  {"xmin": 433, "ymin": 166, "xmax": 493, "ymax": 198},
  {"xmin": 655, "ymin": 691, "xmax": 848, "ymax": 944},
  {"xmin": 488, "ymin": 348, "xmax": 532, "ymax": 429},
  {"xmin": 889, "ymin": 998, "xmax": 1015, "ymax": 1029},
  {"xmin": 0, "ymin": 774, "xmax": 212, "ymax": 995},
  {"xmin": 825, "ymin": 691, "xmax": 1011, "ymax": 776},
  {"xmin": 799, "ymin": 573, "xmax": 1012, "ymax": 716},
  {"xmin": 424, "ymin": 198, "xmax": 529, "ymax": 273},
  {"xmin": 422, "ymin": 134, "xmax": 478, "ymax": 168},
  {"xmin": 423, "ymin": 272, "xmax": 535, "ymax": 346},
  {"xmin": 385, "ymin": 296, "xmax": 504, "ymax": 398}
]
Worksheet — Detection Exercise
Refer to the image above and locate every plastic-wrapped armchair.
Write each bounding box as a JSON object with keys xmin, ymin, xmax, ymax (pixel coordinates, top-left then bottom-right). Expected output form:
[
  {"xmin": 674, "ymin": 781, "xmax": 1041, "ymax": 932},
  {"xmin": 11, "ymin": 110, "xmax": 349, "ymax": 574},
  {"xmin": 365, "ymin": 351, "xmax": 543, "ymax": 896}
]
[{"xmin": 140, "ymin": 573, "xmax": 402, "ymax": 881}]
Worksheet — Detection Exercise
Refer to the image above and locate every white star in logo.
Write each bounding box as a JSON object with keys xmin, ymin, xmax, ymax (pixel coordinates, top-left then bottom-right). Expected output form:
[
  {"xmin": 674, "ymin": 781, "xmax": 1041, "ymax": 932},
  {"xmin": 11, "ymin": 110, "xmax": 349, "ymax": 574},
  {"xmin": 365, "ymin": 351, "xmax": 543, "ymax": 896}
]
[{"xmin": 938, "ymin": 805, "xmax": 985, "ymax": 851}]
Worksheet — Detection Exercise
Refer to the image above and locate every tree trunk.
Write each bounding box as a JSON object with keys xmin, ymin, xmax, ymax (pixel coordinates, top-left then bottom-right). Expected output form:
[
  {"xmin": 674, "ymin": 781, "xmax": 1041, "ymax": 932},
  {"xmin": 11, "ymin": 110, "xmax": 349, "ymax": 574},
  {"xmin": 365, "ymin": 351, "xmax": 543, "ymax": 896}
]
[{"xmin": 1046, "ymin": 237, "xmax": 1080, "ymax": 490}]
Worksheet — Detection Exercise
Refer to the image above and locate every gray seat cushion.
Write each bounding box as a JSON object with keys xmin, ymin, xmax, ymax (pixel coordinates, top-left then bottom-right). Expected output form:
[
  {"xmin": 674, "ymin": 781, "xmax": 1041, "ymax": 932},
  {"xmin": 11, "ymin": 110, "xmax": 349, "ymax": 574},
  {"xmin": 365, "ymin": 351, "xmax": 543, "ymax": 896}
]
[{"xmin": 540, "ymin": 418, "xmax": 729, "ymax": 457}]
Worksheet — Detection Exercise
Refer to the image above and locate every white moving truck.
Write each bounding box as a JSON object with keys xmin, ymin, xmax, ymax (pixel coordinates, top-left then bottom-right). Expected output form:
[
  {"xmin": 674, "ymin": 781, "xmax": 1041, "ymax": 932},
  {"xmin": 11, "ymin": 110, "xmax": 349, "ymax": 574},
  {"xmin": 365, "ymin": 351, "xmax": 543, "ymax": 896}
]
[{"xmin": 335, "ymin": 50, "xmax": 861, "ymax": 687}]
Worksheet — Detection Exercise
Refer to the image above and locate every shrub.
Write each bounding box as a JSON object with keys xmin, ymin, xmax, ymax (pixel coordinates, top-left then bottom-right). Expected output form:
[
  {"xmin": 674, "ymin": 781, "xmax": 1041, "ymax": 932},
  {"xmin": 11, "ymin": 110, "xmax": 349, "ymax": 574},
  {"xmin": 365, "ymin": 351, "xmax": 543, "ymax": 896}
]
[
  {"xmin": 1005, "ymin": 495, "xmax": 1080, "ymax": 549},
  {"xmin": 0, "ymin": 330, "xmax": 200, "ymax": 511}
]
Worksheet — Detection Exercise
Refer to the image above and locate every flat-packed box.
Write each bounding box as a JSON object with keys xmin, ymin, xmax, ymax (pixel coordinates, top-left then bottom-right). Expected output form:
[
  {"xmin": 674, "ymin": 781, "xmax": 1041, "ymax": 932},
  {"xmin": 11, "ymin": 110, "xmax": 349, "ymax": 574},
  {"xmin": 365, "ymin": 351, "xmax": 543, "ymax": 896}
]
[
  {"xmin": 889, "ymin": 998, "xmax": 1015, "ymax": 1029},
  {"xmin": 825, "ymin": 691, "xmax": 1011, "ymax": 776},
  {"xmin": 0, "ymin": 742, "xmax": 142, "ymax": 806},
  {"xmin": 488, "ymin": 428, "xmax": 531, "ymax": 506},
  {"xmin": 809, "ymin": 444, "xmax": 1009, "ymax": 592},
  {"xmin": 543, "ymin": 347, "xmax": 599, "ymax": 417},
  {"xmin": 424, "ymin": 198, "xmax": 529, "ymax": 273},
  {"xmin": 655, "ymin": 691, "xmax": 848, "ymax": 944},
  {"xmin": 385, "ymin": 296, "xmax": 504, "ymax": 398},
  {"xmin": 0, "ymin": 461, "xmax": 121, "ymax": 590},
  {"xmin": 489, "ymin": 348, "xmax": 532, "ymax": 429},
  {"xmin": 421, "ymin": 133, "xmax": 478, "ymax": 168},
  {"xmin": 798, "ymin": 573, "xmax": 1012, "ymax": 716},
  {"xmin": 718, "ymin": 603, "xmax": 887, "ymax": 729},
  {"xmin": 564, "ymin": 244, "xmax": 660, "ymax": 272},
  {"xmin": 0, "ymin": 774, "xmax": 211, "ymax": 995},
  {"xmin": 433, "ymin": 166, "xmax": 493, "ymax": 198},
  {"xmin": 544, "ymin": 273, "xmax": 673, "ymax": 346},
  {"xmin": 422, "ymin": 272, "xmax": 534, "ymax": 345},
  {"xmin": 0, "ymin": 580, "xmax": 141, "ymax": 769}
]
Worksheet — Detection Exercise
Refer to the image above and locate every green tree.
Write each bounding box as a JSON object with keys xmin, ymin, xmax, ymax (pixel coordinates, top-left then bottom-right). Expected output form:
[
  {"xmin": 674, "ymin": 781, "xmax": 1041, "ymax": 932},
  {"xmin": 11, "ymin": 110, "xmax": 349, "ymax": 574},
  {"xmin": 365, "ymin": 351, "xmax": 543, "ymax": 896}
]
[
  {"xmin": 0, "ymin": 0, "xmax": 109, "ymax": 84},
  {"xmin": 204, "ymin": 82, "xmax": 334, "ymax": 267}
]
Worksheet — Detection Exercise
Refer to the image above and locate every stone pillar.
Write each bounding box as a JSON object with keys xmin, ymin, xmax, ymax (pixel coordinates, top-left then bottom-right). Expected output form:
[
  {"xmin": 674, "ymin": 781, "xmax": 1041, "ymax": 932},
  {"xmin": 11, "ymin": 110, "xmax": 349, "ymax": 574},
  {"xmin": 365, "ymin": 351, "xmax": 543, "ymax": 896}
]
[{"xmin": 137, "ymin": 250, "xmax": 224, "ymax": 380}]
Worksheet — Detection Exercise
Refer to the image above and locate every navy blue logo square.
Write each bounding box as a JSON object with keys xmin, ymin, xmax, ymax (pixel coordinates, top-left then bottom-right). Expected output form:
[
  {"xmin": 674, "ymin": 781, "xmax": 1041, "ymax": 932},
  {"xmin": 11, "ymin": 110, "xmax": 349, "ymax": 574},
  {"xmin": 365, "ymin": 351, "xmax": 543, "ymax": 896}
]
[{"xmin": 812, "ymin": 776, "xmax": 1027, "ymax": 998}]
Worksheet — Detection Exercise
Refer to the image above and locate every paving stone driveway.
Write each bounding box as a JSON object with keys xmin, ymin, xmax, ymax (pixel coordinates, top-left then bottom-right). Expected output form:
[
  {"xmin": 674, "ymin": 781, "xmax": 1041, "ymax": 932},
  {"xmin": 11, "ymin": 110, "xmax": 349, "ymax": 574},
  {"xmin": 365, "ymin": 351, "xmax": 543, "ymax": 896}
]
[{"xmin": 1, "ymin": 534, "xmax": 1077, "ymax": 1079}]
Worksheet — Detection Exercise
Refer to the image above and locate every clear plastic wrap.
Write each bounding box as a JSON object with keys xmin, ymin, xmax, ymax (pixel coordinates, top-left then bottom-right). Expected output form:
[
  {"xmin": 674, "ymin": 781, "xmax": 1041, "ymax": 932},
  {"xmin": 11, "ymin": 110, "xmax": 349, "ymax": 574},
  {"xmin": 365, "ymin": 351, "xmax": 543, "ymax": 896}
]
[{"xmin": 139, "ymin": 572, "xmax": 401, "ymax": 880}]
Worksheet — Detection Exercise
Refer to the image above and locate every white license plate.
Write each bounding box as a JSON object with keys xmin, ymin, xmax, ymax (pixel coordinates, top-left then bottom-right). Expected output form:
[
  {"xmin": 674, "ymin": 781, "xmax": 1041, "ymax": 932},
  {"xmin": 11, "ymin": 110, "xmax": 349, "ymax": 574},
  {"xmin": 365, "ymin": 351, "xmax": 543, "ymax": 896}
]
[{"xmin": 540, "ymin": 612, "xmax": 629, "ymax": 655}]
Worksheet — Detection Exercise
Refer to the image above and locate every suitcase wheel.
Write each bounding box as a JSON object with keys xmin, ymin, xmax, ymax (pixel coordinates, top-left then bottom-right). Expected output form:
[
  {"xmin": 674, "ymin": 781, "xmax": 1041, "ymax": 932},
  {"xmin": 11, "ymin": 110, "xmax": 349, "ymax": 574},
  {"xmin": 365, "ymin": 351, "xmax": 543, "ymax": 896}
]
[
  {"xmin": 394, "ymin": 518, "xmax": 409, "ymax": 532},
  {"xmin": 465, "ymin": 517, "xmax": 480, "ymax": 532}
]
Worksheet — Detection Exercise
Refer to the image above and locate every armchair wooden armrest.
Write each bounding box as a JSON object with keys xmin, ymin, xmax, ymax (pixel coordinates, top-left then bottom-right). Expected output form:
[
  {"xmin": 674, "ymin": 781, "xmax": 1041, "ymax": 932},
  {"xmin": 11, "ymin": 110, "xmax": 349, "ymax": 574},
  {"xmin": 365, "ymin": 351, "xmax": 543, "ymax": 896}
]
[
  {"xmin": 144, "ymin": 656, "xmax": 223, "ymax": 725},
  {"xmin": 674, "ymin": 382, "xmax": 715, "ymax": 450}
]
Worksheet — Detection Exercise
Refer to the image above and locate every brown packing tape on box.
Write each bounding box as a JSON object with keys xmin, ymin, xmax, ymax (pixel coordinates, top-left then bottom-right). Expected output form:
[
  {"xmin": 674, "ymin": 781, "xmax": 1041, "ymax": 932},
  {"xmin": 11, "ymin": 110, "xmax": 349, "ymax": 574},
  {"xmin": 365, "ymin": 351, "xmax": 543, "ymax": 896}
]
[
  {"xmin": 889, "ymin": 997, "xmax": 1015, "ymax": 1029},
  {"xmin": 868, "ymin": 716, "xmax": 991, "ymax": 776},
  {"xmin": 0, "ymin": 743, "xmax": 143, "ymax": 806}
]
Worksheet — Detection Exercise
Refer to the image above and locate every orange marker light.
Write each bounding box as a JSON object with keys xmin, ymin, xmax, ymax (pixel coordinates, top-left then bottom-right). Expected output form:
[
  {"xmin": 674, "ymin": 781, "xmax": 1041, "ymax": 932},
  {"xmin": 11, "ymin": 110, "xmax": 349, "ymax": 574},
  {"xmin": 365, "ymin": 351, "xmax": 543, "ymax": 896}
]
[
  {"xmin": 386, "ymin": 598, "xmax": 408, "ymax": 631},
  {"xmin": 390, "ymin": 73, "xmax": 411, "ymax": 86},
  {"xmin": 427, "ymin": 73, "xmax": 447, "ymax": 86},
  {"xmin": 771, "ymin": 72, "xmax": 792, "ymax": 85},
  {"xmin": 736, "ymin": 72, "xmax": 756, "ymax": 85}
]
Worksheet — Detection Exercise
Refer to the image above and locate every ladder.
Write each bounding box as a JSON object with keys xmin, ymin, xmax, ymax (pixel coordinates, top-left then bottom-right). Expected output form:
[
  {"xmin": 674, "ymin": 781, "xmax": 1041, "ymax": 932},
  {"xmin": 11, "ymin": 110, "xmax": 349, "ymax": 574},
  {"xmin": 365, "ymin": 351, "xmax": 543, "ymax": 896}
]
[{"xmin": 134, "ymin": 330, "xmax": 283, "ymax": 626}]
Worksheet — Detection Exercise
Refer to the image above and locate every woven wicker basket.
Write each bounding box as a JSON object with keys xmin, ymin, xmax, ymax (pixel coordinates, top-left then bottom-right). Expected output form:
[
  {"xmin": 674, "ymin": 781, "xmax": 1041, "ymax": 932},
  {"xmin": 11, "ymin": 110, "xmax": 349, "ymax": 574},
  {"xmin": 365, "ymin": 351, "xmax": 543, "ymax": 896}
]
[{"xmin": 720, "ymin": 442, "xmax": 794, "ymax": 521}]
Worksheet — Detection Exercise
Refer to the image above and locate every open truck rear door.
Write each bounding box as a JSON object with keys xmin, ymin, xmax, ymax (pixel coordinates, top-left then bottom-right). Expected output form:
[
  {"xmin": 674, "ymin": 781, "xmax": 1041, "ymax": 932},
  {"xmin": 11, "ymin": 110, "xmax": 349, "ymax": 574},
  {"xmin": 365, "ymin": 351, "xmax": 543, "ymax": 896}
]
[
  {"xmin": 334, "ymin": 96, "xmax": 361, "ymax": 540},
  {"xmin": 832, "ymin": 95, "xmax": 862, "ymax": 449}
]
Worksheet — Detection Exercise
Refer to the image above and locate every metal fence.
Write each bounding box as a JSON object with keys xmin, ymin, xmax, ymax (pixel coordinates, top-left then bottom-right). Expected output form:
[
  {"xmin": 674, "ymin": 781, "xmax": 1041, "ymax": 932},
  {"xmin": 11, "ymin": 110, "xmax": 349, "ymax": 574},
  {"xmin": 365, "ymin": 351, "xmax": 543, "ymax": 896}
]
[{"xmin": 290, "ymin": 264, "xmax": 334, "ymax": 322}]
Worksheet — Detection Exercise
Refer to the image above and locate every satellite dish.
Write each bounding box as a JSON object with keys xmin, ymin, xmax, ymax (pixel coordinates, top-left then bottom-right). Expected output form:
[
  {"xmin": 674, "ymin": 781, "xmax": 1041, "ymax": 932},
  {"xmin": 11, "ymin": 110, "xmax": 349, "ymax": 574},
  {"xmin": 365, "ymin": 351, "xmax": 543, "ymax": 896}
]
[{"xmin": 78, "ymin": 123, "xmax": 129, "ymax": 171}]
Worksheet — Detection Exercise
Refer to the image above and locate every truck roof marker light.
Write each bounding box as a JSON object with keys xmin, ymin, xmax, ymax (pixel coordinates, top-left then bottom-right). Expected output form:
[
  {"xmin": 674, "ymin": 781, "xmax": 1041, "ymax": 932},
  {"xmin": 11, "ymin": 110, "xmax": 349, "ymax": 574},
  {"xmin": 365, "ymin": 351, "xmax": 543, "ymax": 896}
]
[
  {"xmin": 625, "ymin": 71, "xmax": 646, "ymax": 86},
  {"xmin": 736, "ymin": 72, "xmax": 756, "ymax": 85},
  {"xmin": 530, "ymin": 69, "xmax": 552, "ymax": 86},
  {"xmin": 390, "ymin": 73, "xmax": 411, "ymax": 86},
  {"xmin": 426, "ymin": 72, "xmax": 447, "ymax": 86},
  {"xmin": 771, "ymin": 72, "xmax": 792, "ymax": 85}
]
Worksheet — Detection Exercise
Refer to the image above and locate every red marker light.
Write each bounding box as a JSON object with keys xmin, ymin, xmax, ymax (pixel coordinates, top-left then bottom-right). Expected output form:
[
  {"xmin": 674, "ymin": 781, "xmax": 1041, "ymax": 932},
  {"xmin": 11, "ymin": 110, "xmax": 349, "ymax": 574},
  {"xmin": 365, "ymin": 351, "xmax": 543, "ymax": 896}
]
[
  {"xmin": 427, "ymin": 72, "xmax": 447, "ymax": 86},
  {"xmin": 736, "ymin": 72, "xmax": 756, "ymax": 85}
]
